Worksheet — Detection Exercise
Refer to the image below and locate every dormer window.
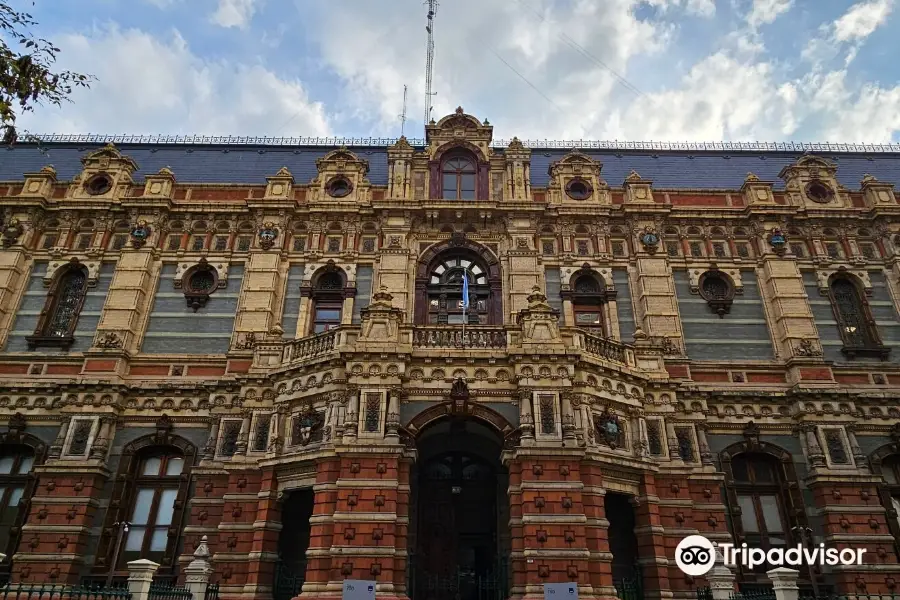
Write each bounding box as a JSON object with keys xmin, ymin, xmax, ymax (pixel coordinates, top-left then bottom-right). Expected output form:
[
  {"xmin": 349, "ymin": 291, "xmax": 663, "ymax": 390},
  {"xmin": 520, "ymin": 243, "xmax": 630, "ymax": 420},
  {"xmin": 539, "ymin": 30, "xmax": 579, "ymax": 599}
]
[
  {"xmin": 565, "ymin": 178, "xmax": 592, "ymax": 200},
  {"xmin": 84, "ymin": 174, "xmax": 113, "ymax": 196},
  {"xmin": 326, "ymin": 177, "xmax": 352, "ymax": 198},
  {"xmin": 441, "ymin": 154, "xmax": 476, "ymax": 200}
]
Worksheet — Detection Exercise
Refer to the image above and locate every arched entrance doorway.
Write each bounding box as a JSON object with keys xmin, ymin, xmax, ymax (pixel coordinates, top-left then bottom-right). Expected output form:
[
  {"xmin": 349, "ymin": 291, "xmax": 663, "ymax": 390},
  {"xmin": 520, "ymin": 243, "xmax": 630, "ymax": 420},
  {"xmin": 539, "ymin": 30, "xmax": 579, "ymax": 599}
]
[{"xmin": 408, "ymin": 413, "xmax": 511, "ymax": 600}]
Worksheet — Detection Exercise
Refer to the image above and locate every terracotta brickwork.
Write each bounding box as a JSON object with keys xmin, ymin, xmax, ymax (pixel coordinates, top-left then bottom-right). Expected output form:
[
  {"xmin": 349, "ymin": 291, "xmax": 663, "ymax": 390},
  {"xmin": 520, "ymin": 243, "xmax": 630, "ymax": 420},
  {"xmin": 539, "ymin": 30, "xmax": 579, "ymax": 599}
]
[{"xmin": 0, "ymin": 110, "xmax": 899, "ymax": 599}]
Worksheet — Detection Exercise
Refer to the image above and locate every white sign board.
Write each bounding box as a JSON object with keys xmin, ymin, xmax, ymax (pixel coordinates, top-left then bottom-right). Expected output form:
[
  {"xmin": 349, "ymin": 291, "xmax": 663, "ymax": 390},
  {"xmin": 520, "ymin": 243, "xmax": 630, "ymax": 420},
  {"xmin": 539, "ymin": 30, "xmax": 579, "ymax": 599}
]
[
  {"xmin": 543, "ymin": 582, "xmax": 578, "ymax": 600},
  {"xmin": 342, "ymin": 580, "xmax": 376, "ymax": 600}
]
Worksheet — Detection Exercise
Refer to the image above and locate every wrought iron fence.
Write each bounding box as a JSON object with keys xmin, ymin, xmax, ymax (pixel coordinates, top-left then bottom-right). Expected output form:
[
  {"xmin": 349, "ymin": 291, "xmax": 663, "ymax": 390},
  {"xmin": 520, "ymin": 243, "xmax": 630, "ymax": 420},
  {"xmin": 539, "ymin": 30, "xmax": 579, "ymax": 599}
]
[
  {"xmin": 19, "ymin": 133, "xmax": 900, "ymax": 153},
  {"xmin": 800, "ymin": 592, "xmax": 900, "ymax": 600},
  {"xmin": 147, "ymin": 582, "xmax": 192, "ymax": 600},
  {"xmin": 407, "ymin": 554, "xmax": 510, "ymax": 600},
  {"xmin": 0, "ymin": 583, "xmax": 132, "ymax": 600},
  {"xmin": 273, "ymin": 561, "xmax": 306, "ymax": 600},
  {"xmin": 695, "ymin": 587, "xmax": 776, "ymax": 600},
  {"xmin": 203, "ymin": 583, "xmax": 219, "ymax": 600}
]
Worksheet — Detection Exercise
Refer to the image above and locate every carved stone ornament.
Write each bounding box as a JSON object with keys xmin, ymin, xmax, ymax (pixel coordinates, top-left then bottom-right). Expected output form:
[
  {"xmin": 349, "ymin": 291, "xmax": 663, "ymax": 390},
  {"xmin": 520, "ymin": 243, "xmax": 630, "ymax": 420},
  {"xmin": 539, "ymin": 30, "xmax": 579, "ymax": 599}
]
[
  {"xmin": 794, "ymin": 338, "xmax": 823, "ymax": 357},
  {"xmin": 129, "ymin": 220, "xmax": 151, "ymax": 248},
  {"xmin": 660, "ymin": 337, "xmax": 681, "ymax": 356},
  {"xmin": 768, "ymin": 228, "xmax": 787, "ymax": 256},
  {"xmin": 594, "ymin": 408, "xmax": 621, "ymax": 449},
  {"xmin": 94, "ymin": 331, "xmax": 123, "ymax": 349},
  {"xmin": 295, "ymin": 402, "xmax": 324, "ymax": 446},
  {"xmin": 258, "ymin": 222, "xmax": 278, "ymax": 250},
  {"xmin": 640, "ymin": 226, "xmax": 660, "ymax": 254},
  {"xmin": 2, "ymin": 217, "xmax": 23, "ymax": 248},
  {"xmin": 742, "ymin": 421, "xmax": 761, "ymax": 450},
  {"xmin": 235, "ymin": 332, "xmax": 257, "ymax": 350}
]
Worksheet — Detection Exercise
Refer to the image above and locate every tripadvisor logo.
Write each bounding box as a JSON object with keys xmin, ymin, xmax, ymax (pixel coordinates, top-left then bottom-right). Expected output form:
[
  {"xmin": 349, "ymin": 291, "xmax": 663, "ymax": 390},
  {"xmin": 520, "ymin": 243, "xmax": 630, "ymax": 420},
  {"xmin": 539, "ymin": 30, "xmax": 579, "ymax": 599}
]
[{"xmin": 675, "ymin": 535, "xmax": 867, "ymax": 577}]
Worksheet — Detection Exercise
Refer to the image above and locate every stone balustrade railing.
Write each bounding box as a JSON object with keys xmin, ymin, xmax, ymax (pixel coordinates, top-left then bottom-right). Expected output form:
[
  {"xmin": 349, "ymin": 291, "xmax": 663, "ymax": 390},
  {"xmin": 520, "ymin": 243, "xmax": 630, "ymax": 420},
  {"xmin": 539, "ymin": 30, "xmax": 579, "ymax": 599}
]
[
  {"xmin": 576, "ymin": 330, "xmax": 632, "ymax": 366},
  {"xmin": 281, "ymin": 328, "xmax": 339, "ymax": 363},
  {"xmin": 412, "ymin": 326, "xmax": 507, "ymax": 349}
]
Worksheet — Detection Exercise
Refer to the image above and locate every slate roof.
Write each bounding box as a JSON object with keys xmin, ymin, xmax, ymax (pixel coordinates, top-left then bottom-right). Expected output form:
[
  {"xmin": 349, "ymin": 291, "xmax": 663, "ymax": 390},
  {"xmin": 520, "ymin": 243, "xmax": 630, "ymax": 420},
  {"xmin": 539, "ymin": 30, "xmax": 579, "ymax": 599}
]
[{"xmin": 2, "ymin": 142, "xmax": 900, "ymax": 191}]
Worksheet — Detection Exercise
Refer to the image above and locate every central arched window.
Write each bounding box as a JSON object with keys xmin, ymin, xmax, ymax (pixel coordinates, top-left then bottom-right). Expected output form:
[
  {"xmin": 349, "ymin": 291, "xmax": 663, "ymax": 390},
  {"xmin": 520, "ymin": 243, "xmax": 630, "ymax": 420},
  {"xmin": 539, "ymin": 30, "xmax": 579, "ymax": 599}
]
[
  {"xmin": 562, "ymin": 269, "xmax": 615, "ymax": 335},
  {"xmin": 0, "ymin": 446, "xmax": 35, "ymax": 559},
  {"xmin": 123, "ymin": 451, "xmax": 185, "ymax": 564},
  {"xmin": 441, "ymin": 154, "xmax": 477, "ymax": 200},
  {"xmin": 307, "ymin": 267, "xmax": 350, "ymax": 334},
  {"xmin": 426, "ymin": 255, "xmax": 490, "ymax": 324}
]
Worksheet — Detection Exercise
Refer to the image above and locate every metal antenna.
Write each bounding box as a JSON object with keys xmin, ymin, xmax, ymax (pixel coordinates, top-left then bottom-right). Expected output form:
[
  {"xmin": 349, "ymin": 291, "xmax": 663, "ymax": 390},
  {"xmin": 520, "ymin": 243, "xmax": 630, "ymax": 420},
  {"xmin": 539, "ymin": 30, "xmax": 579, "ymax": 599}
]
[
  {"xmin": 399, "ymin": 85, "xmax": 408, "ymax": 137},
  {"xmin": 424, "ymin": 0, "xmax": 438, "ymax": 129}
]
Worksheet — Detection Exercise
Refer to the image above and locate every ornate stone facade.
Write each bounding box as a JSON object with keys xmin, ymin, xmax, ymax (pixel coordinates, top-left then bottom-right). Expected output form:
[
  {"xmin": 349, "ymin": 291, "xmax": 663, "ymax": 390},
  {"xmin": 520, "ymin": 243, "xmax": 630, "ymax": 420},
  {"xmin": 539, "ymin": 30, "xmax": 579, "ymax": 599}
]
[{"xmin": 0, "ymin": 110, "xmax": 899, "ymax": 600}]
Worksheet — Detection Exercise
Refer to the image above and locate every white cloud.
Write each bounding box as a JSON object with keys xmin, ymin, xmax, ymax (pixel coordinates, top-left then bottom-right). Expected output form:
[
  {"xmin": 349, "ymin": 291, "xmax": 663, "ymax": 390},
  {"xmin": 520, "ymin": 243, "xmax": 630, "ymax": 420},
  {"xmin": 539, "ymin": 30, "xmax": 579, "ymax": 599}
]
[
  {"xmin": 16, "ymin": 25, "xmax": 331, "ymax": 137},
  {"xmin": 746, "ymin": 0, "xmax": 793, "ymax": 28},
  {"xmin": 210, "ymin": 0, "xmax": 260, "ymax": 29},
  {"xmin": 645, "ymin": 0, "xmax": 717, "ymax": 16},
  {"xmin": 833, "ymin": 0, "xmax": 894, "ymax": 42}
]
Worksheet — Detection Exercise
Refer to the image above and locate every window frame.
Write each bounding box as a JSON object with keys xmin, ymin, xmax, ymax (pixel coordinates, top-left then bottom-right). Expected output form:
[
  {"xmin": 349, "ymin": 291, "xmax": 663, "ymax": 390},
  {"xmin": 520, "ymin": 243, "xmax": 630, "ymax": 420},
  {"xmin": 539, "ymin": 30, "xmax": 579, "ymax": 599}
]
[
  {"xmin": 26, "ymin": 264, "xmax": 90, "ymax": 350},
  {"xmin": 721, "ymin": 442, "xmax": 812, "ymax": 589},
  {"xmin": 440, "ymin": 153, "xmax": 478, "ymax": 200},
  {"xmin": 94, "ymin": 424, "xmax": 195, "ymax": 580},
  {"xmin": 827, "ymin": 274, "xmax": 890, "ymax": 359},
  {"xmin": 121, "ymin": 452, "xmax": 186, "ymax": 564},
  {"xmin": 304, "ymin": 267, "xmax": 353, "ymax": 335},
  {"xmin": 0, "ymin": 437, "xmax": 42, "ymax": 578},
  {"xmin": 562, "ymin": 269, "xmax": 616, "ymax": 336}
]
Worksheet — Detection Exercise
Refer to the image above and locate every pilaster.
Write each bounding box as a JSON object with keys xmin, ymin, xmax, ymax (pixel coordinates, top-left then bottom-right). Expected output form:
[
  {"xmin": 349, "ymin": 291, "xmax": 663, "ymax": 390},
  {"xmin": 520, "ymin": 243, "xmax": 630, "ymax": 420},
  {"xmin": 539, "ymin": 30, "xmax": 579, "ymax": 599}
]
[
  {"xmin": 0, "ymin": 250, "xmax": 30, "ymax": 350},
  {"xmin": 235, "ymin": 252, "xmax": 282, "ymax": 345},
  {"xmin": 95, "ymin": 249, "xmax": 159, "ymax": 354},
  {"xmin": 632, "ymin": 257, "xmax": 684, "ymax": 345},
  {"xmin": 13, "ymin": 462, "xmax": 111, "ymax": 582}
]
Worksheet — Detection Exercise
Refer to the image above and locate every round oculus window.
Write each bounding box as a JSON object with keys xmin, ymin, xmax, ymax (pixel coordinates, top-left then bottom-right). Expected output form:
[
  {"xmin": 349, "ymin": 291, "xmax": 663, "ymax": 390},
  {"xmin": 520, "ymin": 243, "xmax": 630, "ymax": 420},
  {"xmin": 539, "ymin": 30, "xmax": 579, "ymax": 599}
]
[
  {"xmin": 805, "ymin": 180, "xmax": 833, "ymax": 203},
  {"xmin": 84, "ymin": 174, "xmax": 113, "ymax": 196},
  {"xmin": 565, "ymin": 178, "xmax": 592, "ymax": 200},
  {"xmin": 326, "ymin": 177, "xmax": 352, "ymax": 198}
]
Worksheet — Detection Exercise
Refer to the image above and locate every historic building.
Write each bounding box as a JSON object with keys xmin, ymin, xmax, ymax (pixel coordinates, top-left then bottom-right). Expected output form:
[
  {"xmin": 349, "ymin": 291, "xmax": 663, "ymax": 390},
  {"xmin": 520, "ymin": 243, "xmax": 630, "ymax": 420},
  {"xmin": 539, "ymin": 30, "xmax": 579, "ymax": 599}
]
[{"xmin": 1, "ymin": 108, "xmax": 900, "ymax": 600}]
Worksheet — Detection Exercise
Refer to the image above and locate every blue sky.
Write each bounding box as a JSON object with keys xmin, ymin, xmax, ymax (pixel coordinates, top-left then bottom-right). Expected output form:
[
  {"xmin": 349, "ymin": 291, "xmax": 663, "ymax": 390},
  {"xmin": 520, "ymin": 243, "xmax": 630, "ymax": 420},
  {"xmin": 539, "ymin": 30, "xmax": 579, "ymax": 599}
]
[{"xmin": 11, "ymin": 0, "xmax": 900, "ymax": 143}]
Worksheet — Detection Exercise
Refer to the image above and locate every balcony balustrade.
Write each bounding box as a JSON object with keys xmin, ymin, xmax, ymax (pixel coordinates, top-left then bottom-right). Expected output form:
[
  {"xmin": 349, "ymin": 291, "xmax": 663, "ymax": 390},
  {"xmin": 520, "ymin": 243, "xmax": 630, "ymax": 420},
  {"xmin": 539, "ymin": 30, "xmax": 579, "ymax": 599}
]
[
  {"xmin": 412, "ymin": 326, "xmax": 507, "ymax": 349},
  {"xmin": 275, "ymin": 324, "xmax": 635, "ymax": 368}
]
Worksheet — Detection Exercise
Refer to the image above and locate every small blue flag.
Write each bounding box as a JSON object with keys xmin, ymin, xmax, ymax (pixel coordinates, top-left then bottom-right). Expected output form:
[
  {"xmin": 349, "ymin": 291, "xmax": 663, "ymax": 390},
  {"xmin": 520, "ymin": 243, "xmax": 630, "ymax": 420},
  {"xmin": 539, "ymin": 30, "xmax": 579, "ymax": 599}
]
[{"xmin": 462, "ymin": 271, "xmax": 470, "ymax": 311}]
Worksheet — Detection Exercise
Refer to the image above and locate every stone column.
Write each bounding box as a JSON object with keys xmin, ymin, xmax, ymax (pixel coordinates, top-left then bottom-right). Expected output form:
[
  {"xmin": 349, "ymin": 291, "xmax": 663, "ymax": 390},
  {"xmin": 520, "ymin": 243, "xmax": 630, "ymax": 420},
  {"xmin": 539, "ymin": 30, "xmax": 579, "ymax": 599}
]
[
  {"xmin": 202, "ymin": 419, "xmax": 221, "ymax": 460},
  {"xmin": 845, "ymin": 425, "xmax": 868, "ymax": 471},
  {"xmin": 695, "ymin": 424, "xmax": 714, "ymax": 466},
  {"xmin": 235, "ymin": 410, "xmax": 252, "ymax": 455},
  {"xmin": 665, "ymin": 421, "xmax": 684, "ymax": 465},
  {"xmin": 184, "ymin": 537, "xmax": 212, "ymax": 600},
  {"xmin": 48, "ymin": 416, "xmax": 71, "ymax": 459},
  {"xmin": 632, "ymin": 473, "xmax": 670, "ymax": 600},
  {"xmin": 767, "ymin": 568, "xmax": 800, "ymax": 600},
  {"xmin": 127, "ymin": 559, "xmax": 160, "ymax": 600},
  {"xmin": 706, "ymin": 551, "xmax": 735, "ymax": 600},
  {"xmin": 519, "ymin": 390, "xmax": 535, "ymax": 445},
  {"xmin": 801, "ymin": 425, "xmax": 826, "ymax": 468},
  {"xmin": 343, "ymin": 387, "xmax": 359, "ymax": 443},
  {"xmin": 560, "ymin": 392, "xmax": 576, "ymax": 442}
]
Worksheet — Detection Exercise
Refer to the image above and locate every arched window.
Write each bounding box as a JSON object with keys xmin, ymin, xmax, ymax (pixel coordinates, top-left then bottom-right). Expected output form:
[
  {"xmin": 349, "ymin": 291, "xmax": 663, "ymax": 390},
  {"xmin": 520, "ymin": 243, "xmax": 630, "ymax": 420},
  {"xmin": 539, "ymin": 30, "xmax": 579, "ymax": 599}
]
[
  {"xmin": 828, "ymin": 275, "xmax": 888, "ymax": 358},
  {"xmin": 0, "ymin": 445, "xmax": 35, "ymax": 560},
  {"xmin": 308, "ymin": 268, "xmax": 349, "ymax": 334},
  {"xmin": 563, "ymin": 269, "xmax": 615, "ymax": 335},
  {"xmin": 441, "ymin": 154, "xmax": 477, "ymax": 200},
  {"xmin": 426, "ymin": 254, "xmax": 491, "ymax": 324},
  {"xmin": 728, "ymin": 454, "xmax": 788, "ymax": 551},
  {"xmin": 122, "ymin": 450, "xmax": 185, "ymax": 564},
  {"xmin": 875, "ymin": 453, "xmax": 900, "ymax": 557},
  {"xmin": 26, "ymin": 265, "xmax": 89, "ymax": 350},
  {"xmin": 95, "ymin": 420, "xmax": 195, "ymax": 579}
]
